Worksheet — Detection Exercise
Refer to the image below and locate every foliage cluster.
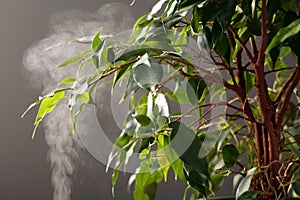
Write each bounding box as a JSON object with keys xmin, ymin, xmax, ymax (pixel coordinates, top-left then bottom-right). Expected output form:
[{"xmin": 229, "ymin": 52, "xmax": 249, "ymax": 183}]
[{"xmin": 24, "ymin": 0, "xmax": 300, "ymax": 199}]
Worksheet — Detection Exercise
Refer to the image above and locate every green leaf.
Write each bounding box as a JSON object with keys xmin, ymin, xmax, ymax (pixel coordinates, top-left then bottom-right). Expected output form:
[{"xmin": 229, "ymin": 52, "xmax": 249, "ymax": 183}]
[
  {"xmin": 58, "ymin": 77, "xmax": 76, "ymax": 85},
  {"xmin": 186, "ymin": 78, "xmax": 207, "ymax": 106},
  {"xmin": 238, "ymin": 190, "xmax": 259, "ymax": 200},
  {"xmin": 292, "ymin": 169, "xmax": 300, "ymax": 196},
  {"xmin": 245, "ymin": 71, "xmax": 255, "ymax": 94},
  {"xmin": 236, "ymin": 167, "xmax": 257, "ymax": 199},
  {"xmin": 169, "ymin": 121, "xmax": 209, "ymax": 191},
  {"xmin": 247, "ymin": 18, "xmax": 261, "ymax": 36},
  {"xmin": 58, "ymin": 49, "xmax": 91, "ymax": 68},
  {"xmin": 139, "ymin": 137, "xmax": 155, "ymax": 153},
  {"xmin": 78, "ymin": 92, "xmax": 90, "ymax": 104},
  {"xmin": 180, "ymin": 0, "xmax": 206, "ymax": 10},
  {"xmin": 165, "ymin": 89, "xmax": 189, "ymax": 103},
  {"xmin": 191, "ymin": 6, "xmax": 201, "ymax": 32},
  {"xmin": 214, "ymin": 36, "xmax": 231, "ymax": 65},
  {"xmin": 33, "ymin": 90, "xmax": 65, "ymax": 138},
  {"xmin": 133, "ymin": 114, "xmax": 151, "ymax": 126},
  {"xmin": 217, "ymin": 0, "xmax": 237, "ymax": 28},
  {"xmin": 222, "ymin": 144, "xmax": 239, "ymax": 169},
  {"xmin": 139, "ymin": 149, "xmax": 149, "ymax": 160},
  {"xmin": 266, "ymin": 19, "xmax": 300, "ymax": 53},
  {"xmin": 211, "ymin": 174, "xmax": 225, "ymax": 193},
  {"xmin": 92, "ymin": 28, "xmax": 103, "ymax": 52},
  {"xmin": 133, "ymin": 55, "xmax": 163, "ymax": 89}
]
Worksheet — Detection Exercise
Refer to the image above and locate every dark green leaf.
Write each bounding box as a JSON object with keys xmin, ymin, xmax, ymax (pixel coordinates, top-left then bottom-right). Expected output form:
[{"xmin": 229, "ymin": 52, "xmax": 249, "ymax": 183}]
[
  {"xmin": 266, "ymin": 19, "xmax": 300, "ymax": 53},
  {"xmin": 116, "ymin": 48, "xmax": 153, "ymax": 62},
  {"xmin": 202, "ymin": 3, "xmax": 218, "ymax": 26},
  {"xmin": 179, "ymin": 0, "xmax": 206, "ymax": 10},
  {"xmin": 214, "ymin": 36, "xmax": 231, "ymax": 65},
  {"xmin": 191, "ymin": 6, "xmax": 201, "ymax": 32},
  {"xmin": 222, "ymin": 144, "xmax": 239, "ymax": 169},
  {"xmin": 245, "ymin": 71, "xmax": 255, "ymax": 94},
  {"xmin": 186, "ymin": 78, "xmax": 207, "ymax": 106},
  {"xmin": 113, "ymin": 65, "xmax": 130, "ymax": 88},
  {"xmin": 217, "ymin": 0, "xmax": 237, "ymax": 28},
  {"xmin": 247, "ymin": 18, "xmax": 261, "ymax": 36},
  {"xmin": 115, "ymin": 132, "xmax": 133, "ymax": 149},
  {"xmin": 134, "ymin": 114, "xmax": 151, "ymax": 126},
  {"xmin": 288, "ymin": 35, "xmax": 300, "ymax": 57},
  {"xmin": 139, "ymin": 137, "xmax": 155, "ymax": 153},
  {"xmin": 212, "ymin": 19, "xmax": 223, "ymax": 45},
  {"xmin": 292, "ymin": 169, "xmax": 300, "ymax": 196},
  {"xmin": 238, "ymin": 190, "xmax": 259, "ymax": 200}
]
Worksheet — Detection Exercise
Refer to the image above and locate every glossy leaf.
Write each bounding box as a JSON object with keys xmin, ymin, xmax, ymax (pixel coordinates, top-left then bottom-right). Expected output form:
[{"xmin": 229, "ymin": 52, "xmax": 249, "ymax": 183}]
[
  {"xmin": 237, "ymin": 190, "xmax": 258, "ymax": 200},
  {"xmin": 222, "ymin": 144, "xmax": 239, "ymax": 168},
  {"xmin": 266, "ymin": 19, "xmax": 300, "ymax": 53},
  {"xmin": 236, "ymin": 167, "xmax": 257, "ymax": 199},
  {"xmin": 186, "ymin": 78, "xmax": 207, "ymax": 106},
  {"xmin": 32, "ymin": 90, "xmax": 65, "ymax": 138},
  {"xmin": 133, "ymin": 59, "xmax": 163, "ymax": 89},
  {"xmin": 92, "ymin": 28, "xmax": 103, "ymax": 52},
  {"xmin": 133, "ymin": 114, "xmax": 151, "ymax": 126}
]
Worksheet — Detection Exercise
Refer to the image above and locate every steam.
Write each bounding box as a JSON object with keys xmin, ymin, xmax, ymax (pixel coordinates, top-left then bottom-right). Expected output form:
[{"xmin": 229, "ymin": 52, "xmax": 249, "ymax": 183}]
[{"xmin": 23, "ymin": 3, "xmax": 134, "ymax": 200}]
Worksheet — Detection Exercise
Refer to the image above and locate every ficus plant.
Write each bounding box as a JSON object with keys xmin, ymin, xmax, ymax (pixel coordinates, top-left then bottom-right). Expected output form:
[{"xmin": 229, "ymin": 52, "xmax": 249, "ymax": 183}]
[{"xmin": 23, "ymin": 0, "xmax": 300, "ymax": 199}]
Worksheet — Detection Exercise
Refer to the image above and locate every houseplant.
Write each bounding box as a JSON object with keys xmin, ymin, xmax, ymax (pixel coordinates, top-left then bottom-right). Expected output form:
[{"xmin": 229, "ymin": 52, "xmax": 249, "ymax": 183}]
[{"xmin": 24, "ymin": 0, "xmax": 300, "ymax": 199}]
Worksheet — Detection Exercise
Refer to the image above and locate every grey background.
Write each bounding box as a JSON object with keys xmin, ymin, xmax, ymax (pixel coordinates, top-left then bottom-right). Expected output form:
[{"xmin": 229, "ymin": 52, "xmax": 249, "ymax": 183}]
[
  {"xmin": 0, "ymin": 0, "xmax": 190, "ymax": 199},
  {"xmin": 0, "ymin": 0, "xmax": 232, "ymax": 199}
]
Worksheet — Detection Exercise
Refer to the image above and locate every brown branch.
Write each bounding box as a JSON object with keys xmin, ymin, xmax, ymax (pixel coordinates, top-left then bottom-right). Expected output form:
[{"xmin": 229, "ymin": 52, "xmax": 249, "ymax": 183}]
[
  {"xmin": 276, "ymin": 67, "xmax": 300, "ymax": 131},
  {"xmin": 256, "ymin": 0, "xmax": 268, "ymax": 67},
  {"xmin": 265, "ymin": 66, "xmax": 299, "ymax": 75},
  {"xmin": 227, "ymin": 26, "xmax": 256, "ymax": 65},
  {"xmin": 274, "ymin": 66, "xmax": 299, "ymax": 106}
]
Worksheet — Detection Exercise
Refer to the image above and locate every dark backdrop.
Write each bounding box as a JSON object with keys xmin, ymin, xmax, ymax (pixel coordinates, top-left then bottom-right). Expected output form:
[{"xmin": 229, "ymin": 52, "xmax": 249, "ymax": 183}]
[{"xmin": 0, "ymin": 0, "xmax": 232, "ymax": 199}]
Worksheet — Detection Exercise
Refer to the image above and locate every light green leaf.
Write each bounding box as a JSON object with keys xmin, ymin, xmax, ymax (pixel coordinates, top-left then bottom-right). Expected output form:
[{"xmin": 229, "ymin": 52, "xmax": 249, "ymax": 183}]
[
  {"xmin": 266, "ymin": 19, "xmax": 300, "ymax": 53},
  {"xmin": 58, "ymin": 49, "xmax": 91, "ymax": 68},
  {"xmin": 32, "ymin": 90, "xmax": 65, "ymax": 138},
  {"xmin": 78, "ymin": 92, "xmax": 90, "ymax": 104},
  {"xmin": 58, "ymin": 77, "xmax": 76, "ymax": 85},
  {"xmin": 211, "ymin": 174, "xmax": 225, "ymax": 193},
  {"xmin": 92, "ymin": 28, "xmax": 103, "ymax": 52}
]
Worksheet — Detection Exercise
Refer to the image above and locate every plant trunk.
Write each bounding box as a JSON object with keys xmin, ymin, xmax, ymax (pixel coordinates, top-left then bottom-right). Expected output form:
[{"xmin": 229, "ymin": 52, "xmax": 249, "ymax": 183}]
[
  {"xmin": 252, "ymin": 118, "xmax": 283, "ymax": 199},
  {"xmin": 251, "ymin": 54, "xmax": 283, "ymax": 198}
]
